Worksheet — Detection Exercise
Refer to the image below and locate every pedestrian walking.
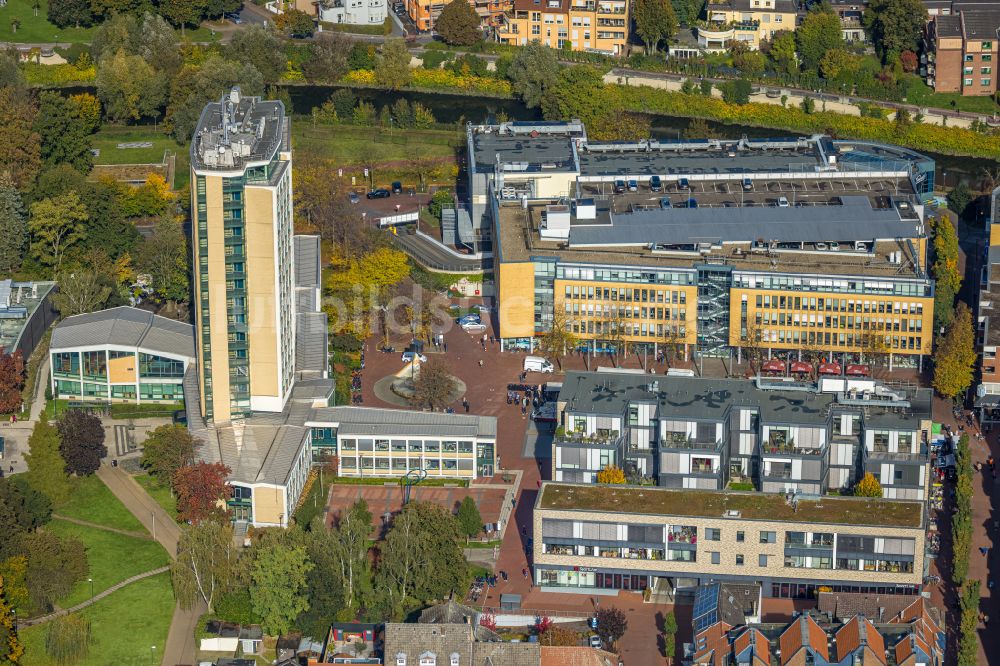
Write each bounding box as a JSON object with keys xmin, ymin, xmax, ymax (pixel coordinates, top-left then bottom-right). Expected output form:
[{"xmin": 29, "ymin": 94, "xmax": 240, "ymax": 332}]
[
  {"xmin": 479, "ymin": 359, "xmax": 485, "ymax": 368},
  {"xmin": 521, "ymin": 403, "xmax": 526, "ymax": 416},
  {"xmin": 443, "ymin": 341, "xmax": 448, "ymax": 352}
]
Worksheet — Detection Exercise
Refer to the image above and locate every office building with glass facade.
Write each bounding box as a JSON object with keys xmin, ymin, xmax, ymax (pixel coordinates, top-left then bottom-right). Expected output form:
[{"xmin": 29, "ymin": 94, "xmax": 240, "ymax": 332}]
[
  {"xmin": 469, "ymin": 122, "xmax": 938, "ymax": 369},
  {"xmin": 49, "ymin": 307, "xmax": 195, "ymax": 405},
  {"xmin": 307, "ymin": 406, "xmax": 497, "ymax": 481}
]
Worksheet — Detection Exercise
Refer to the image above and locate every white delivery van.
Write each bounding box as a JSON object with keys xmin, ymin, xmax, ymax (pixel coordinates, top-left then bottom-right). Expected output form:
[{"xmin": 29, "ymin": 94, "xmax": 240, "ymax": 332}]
[{"xmin": 523, "ymin": 356, "xmax": 554, "ymax": 373}]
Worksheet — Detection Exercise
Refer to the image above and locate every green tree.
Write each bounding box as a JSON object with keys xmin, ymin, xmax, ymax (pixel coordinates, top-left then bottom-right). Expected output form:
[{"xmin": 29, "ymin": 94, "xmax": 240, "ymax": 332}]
[
  {"xmin": 765, "ymin": 30, "xmax": 798, "ymax": 76},
  {"xmin": 375, "ymin": 39, "xmax": 412, "ymax": 90},
  {"xmin": 29, "ymin": 191, "xmax": 89, "ymax": 271},
  {"xmin": 948, "ymin": 181, "xmax": 973, "ymax": 219},
  {"xmin": 205, "ymin": 0, "xmax": 243, "ymax": 19},
  {"xmin": 45, "ymin": 614, "xmax": 91, "ymax": 665},
  {"xmin": 819, "ymin": 48, "xmax": 861, "ymax": 81},
  {"xmin": 661, "ymin": 610, "xmax": 678, "ymax": 660},
  {"xmin": 137, "ymin": 216, "xmax": 190, "ymax": 309},
  {"xmin": 852, "ymin": 472, "xmax": 883, "ymax": 497},
  {"xmin": 931, "ymin": 214, "xmax": 961, "ymax": 330},
  {"xmin": 226, "ymin": 25, "xmax": 286, "ymax": 82},
  {"xmin": 95, "ymin": 49, "xmax": 167, "ymax": 123},
  {"xmin": 933, "ymin": 302, "xmax": 976, "ymax": 400},
  {"xmin": 732, "ymin": 46, "xmax": 766, "ymax": 77},
  {"xmin": 141, "ymin": 425, "xmax": 199, "ymax": 487},
  {"xmin": 378, "ymin": 501, "xmax": 468, "ymax": 617},
  {"xmin": 48, "ymin": 0, "xmax": 95, "ymax": 28},
  {"xmin": 23, "ymin": 415, "xmax": 70, "ymax": 505},
  {"xmin": 958, "ymin": 579, "xmax": 979, "ymax": 665},
  {"xmin": 541, "ymin": 65, "xmax": 605, "ymax": 122},
  {"xmin": 796, "ymin": 5, "xmax": 844, "ymax": 71},
  {"xmin": 303, "ymin": 34, "xmax": 353, "ymax": 84},
  {"xmin": 327, "ymin": 499, "xmax": 373, "ymax": 613},
  {"xmin": 864, "ymin": 0, "xmax": 926, "ymax": 62},
  {"xmin": 507, "ymin": 40, "xmax": 560, "ymax": 109},
  {"xmin": 34, "ymin": 91, "xmax": 93, "ymax": 173},
  {"xmin": 51, "ymin": 268, "xmax": 115, "ymax": 318},
  {"xmin": 0, "ymin": 476, "xmax": 53, "ymax": 533},
  {"xmin": 0, "ymin": 87, "xmax": 41, "ymax": 191},
  {"xmin": 166, "ymin": 56, "xmax": 265, "ymax": 141},
  {"xmin": 634, "ymin": 0, "xmax": 677, "ymax": 54},
  {"xmin": 719, "ymin": 78, "xmax": 752, "ymax": 104},
  {"xmin": 0, "ymin": 175, "xmax": 27, "ymax": 274},
  {"xmin": 0, "ymin": 51, "xmax": 25, "ymax": 91},
  {"xmin": 172, "ymin": 522, "xmax": 239, "ymax": 614},
  {"xmin": 669, "ymin": 0, "xmax": 703, "ymax": 25},
  {"xmin": 21, "ymin": 531, "xmax": 87, "ymax": 613},
  {"xmin": 0, "ymin": 574, "xmax": 24, "ymax": 664},
  {"xmin": 57, "ymin": 409, "xmax": 106, "ymax": 477},
  {"xmin": 299, "ymin": 526, "xmax": 349, "ymax": 635},
  {"xmin": 537, "ymin": 309, "xmax": 579, "ymax": 369},
  {"xmin": 456, "ymin": 496, "xmax": 483, "ymax": 539},
  {"xmin": 435, "ymin": 0, "xmax": 482, "ymax": 46},
  {"xmin": 91, "ymin": 12, "xmax": 140, "ymax": 63},
  {"xmin": 160, "ymin": 0, "xmax": 208, "ymax": 35},
  {"xmin": 250, "ymin": 542, "xmax": 314, "ymax": 635}
]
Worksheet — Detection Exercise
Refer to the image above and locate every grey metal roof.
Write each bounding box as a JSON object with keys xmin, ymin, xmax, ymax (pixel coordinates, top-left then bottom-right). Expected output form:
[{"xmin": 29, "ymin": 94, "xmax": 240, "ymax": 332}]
[
  {"xmin": 559, "ymin": 371, "xmax": 931, "ymax": 428},
  {"xmin": 578, "ymin": 148, "xmax": 821, "ymax": 178},
  {"xmin": 50, "ymin": 306, "xmax": 195, "ymax": 359},
  {"xmin": 296, "ymin": 311, "xmax": 328, "ymax": 375},
  {"xmin": 568, "ymin": 197, "xmax": 921, "ymax": 247},
  {"xmin": 294, "ymin": 235, "xmax": 321, "ymax": 290},
  {"xmin": 308, "ymin": 406, "xmax": 497, "ymax": 438},
  {"xmin": 472, "ymin": 132, "xmax": 577, "ymax": 173}
]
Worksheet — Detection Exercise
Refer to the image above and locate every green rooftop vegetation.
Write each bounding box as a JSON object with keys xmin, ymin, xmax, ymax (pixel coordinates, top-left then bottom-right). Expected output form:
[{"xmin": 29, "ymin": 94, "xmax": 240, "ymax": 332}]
[{"xmin": 539, "ymin": 483, "xmax": 923, "ymax": 528}]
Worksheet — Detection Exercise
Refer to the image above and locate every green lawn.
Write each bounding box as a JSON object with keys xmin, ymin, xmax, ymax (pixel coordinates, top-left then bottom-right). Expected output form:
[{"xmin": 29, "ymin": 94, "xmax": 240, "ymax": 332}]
[
  {"xmin": 293, "ymin": 124, "xmax": 462, "ymax": 165},
  {"xmin": 903, "ymin": 75, "xmax": 1000, "ymax": 115},
  {"xmin": 54, "ymin": 475, "xmax": 145, "ymax": 532},
  {"xmin": 45, "ymin": 519, "xmax": 169, "ymax": 607},
  {"xmin": 0, "ymin": 0, "xmax": 96, "ymax": 44},
  {"xmin": 133, "ymin": 473, "xmax": 177, "ymax": 519},
  {"xmin": 91, "ymin": 127, "xmax": 183, "ymax": 166},
  {"xmin": 20, "ymin": 573, "xmax": 175, "ymax": 666}
]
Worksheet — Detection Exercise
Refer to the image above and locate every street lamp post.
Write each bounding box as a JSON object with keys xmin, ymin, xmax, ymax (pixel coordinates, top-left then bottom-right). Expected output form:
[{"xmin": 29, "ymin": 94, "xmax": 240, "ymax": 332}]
[
  {"xmin": 88, "ymin": 577, "xmax": 94, "ymax": 599},
  {"xmin": 150, "ymin": 645, "xmax": 156, "ymax": 665}
]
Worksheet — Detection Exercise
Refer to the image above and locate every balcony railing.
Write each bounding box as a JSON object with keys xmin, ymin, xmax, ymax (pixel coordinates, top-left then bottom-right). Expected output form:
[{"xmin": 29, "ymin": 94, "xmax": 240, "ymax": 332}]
[
  {"xmin": 556, "ymin": 429, "xmax": 623, "ymax": 447},
  {"xmin": 662, "ymin": 433, "xmax": 721, "ymax": 450}
]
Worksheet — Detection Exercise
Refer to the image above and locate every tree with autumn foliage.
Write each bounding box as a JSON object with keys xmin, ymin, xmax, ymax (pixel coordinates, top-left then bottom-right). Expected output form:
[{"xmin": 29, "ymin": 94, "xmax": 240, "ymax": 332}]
[
  {"xmin": 0, "ymin": 574, "xmax": 24, "ymax": 664},
  {"xmin": 57, "ymin": 409, "xmax": 107, "ymax": 476},
  {"xmin": 540, "ymin": 626, "xmax": 579, "ymax": 646},
  {"xmin": 597, "ymin": 465, "xmax": 626, "ymax": 484},
  {"xmin": 934, "ymin": 302, "xmax": 977, "ymax": 401},
  {"xmin": 479, "ymin": 611, "xmax": 497, "ymax": 631},
  {"xmin": 173, "ymin": 462, "xmax": 231, "ymax": 524},
  {"xmin": 853, "ymin": 472, "xmax": 883, "ymax": 498},
  {"xmin": 534, "ymin": 616, "xmax": 553, "ymax": 636},
  {"xmin": 0, "ymin": 350, "xmax": 25, "ymax": 415}
]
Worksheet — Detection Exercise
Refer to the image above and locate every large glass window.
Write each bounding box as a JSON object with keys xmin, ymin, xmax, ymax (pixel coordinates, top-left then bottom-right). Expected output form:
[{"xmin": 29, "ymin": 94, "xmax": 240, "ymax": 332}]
[
  {"xmin": 82, "ymin": 351, "xmax": 107, "ymax": 379},
  {"xmin": 52, "ymin": 352, "xmax": 80, "ymax": 376},
  {"xmin": 55, "ymin": 379, "xmax": 81, "ymax": 396},
  {"xmin": 139, "ymin": 383, "xmax": 183, "ymax": 401},
  {"xmin": 111, "ymin": 384, "xmax": 137, "ymax": 400},
  {"xmin": 139, "ymin": 353, "xmax": 184, "ymax": 378}
]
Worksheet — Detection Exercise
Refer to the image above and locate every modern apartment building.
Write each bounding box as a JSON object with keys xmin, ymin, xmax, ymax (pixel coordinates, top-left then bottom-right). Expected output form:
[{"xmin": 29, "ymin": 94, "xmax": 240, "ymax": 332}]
[
  {"xmin": 922, "ymin": 5, "xmax": 1000, "ymax": 95},
  {"xmin": 532, "ymin": 481, "xmax": 926, "ymax": 597},
  {"xmin": 552, "ymin": 371, "xmax": 934, "ymax": 500},
  {"xmin": 406, "ymin": 0, "xmax": 511, "ymax": 32},
  {"xmin": 495, "ymin": 0, "xmax": 630, "ymax": 55},
  {"xmin": 306, "ymin": 406, "xmax": 497, "ymax": 480},
  {"xmin": 49, "ymin": 307, "xmax": 195, "ymax": 405},
  {"xmin": 698, "ymin": 0, "xmax": 797, "ymax": 51},
  {"xmin": 468, "ymin": 121, "xmax": 938, "ymax": 368},
  {"xmin": 191, "ymin": 86, "xmax": 297, "ymax": 423},
  {"xmin": 0, "ymin": 279, "xmax": 57, "ymax": 360}
]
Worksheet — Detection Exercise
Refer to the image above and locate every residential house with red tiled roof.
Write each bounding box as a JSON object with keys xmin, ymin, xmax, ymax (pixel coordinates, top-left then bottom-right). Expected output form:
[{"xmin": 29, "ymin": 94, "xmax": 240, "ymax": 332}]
[
  {"xmin": 834, "ymin": 616, "xmax": 886, "ymax": 665},
  {"xmin": 890, "ymin": 598, "xmax": 946, "ymax": 666},
  {"xmin": 778, "ymin": 614, "xmax": 829, "ymax": 666},
  {"xmin": 731, "ymin": 627, "xmax": 769, "ymax": 666}
]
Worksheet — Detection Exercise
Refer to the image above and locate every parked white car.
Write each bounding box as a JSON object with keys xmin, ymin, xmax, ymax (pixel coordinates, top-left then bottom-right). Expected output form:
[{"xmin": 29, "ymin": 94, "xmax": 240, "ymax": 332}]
[{"xmin": 401, "ymin": 352, "xmax": 427, "ymax": 364}]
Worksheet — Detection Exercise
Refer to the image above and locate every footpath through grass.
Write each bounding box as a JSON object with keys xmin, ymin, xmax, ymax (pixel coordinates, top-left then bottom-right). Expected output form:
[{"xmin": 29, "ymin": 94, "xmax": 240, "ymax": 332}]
[
  {"xmin": 90, "ymin": 128, "xmax": 181, "ymax": 166},
  {"xmin": 20, "ymin": 573, "xmax": 175, "ymax": 666},
  {"xmin": 44, "ymin": 519, "xmax": 169, "ymax": 607}
]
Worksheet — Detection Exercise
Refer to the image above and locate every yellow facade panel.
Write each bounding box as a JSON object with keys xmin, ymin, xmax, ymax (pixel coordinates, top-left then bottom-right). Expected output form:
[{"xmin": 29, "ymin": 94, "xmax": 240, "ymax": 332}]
[
  {"xmin": 108, "ymin": 355, "xmax": 136, "ymax": 383},
  {"xmin": 244, "ymin": 185, "xmax": 280, "ymax": 400},
  {"xmin": 499, "ymin": 262, "xmax": 536, "ymax": 339},
  {"xmin": 205, "ymin": 175, "xmax": 232, "ymax": 424}
]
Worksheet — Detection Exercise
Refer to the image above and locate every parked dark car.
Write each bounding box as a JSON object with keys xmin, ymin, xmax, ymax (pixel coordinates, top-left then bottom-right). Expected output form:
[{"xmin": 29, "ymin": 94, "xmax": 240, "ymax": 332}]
[
  {"xmin": 367, "ymin": 189, "xmax": 391, "ymax": 199},
  {"xmin": 391, "ymin": 181, "xmax": 403, "ymax": 194},
  {"xmin": 650, "ymin": 175, "xmax": 662, "ymax": 192},
  {"xmin": 613, "ymin": 179, "xmax": 627, "ymax": 194}
]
